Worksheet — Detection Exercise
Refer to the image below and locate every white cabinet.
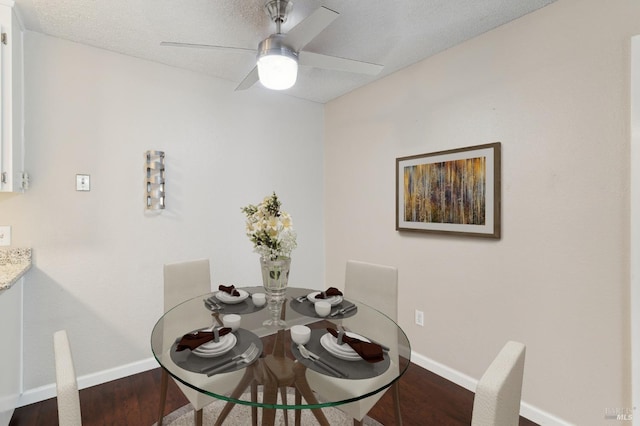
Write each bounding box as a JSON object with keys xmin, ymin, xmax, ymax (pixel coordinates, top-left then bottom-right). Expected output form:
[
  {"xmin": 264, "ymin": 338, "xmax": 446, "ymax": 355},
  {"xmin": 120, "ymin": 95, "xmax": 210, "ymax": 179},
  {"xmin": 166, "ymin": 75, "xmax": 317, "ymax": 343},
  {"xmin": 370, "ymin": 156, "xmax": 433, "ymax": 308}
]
[
  {"xmin": 0, "ymin": 278, "xmax": 22, "ymax": 425},
  {"xmin": 0, "ymin": 2, "xmax": 24, "ymax": 193}
]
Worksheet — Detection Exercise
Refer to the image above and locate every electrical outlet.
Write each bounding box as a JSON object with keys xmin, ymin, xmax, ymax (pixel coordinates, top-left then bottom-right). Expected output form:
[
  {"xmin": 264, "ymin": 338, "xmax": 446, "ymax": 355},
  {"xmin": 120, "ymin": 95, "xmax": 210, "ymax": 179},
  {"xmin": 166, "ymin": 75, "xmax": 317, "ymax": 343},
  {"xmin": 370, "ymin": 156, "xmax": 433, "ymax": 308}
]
[
  {"xmin": 76, "ymin": 174, "xmax": 90, "ymax": 191},
  {"xmin": 415, "ymin": 309, "xmax": 424, "ymax": 326},
  {"xmin": 0, "ymin": 226, "xmax": 11, "ymax": 246}
]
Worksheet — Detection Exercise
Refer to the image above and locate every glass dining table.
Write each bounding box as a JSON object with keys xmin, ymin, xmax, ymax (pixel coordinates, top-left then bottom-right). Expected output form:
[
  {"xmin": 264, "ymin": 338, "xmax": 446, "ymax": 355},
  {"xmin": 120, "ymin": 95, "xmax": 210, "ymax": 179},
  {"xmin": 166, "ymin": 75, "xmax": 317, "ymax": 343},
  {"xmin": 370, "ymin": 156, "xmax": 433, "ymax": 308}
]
[{"xmin": 151, "ymin": 286, "xmax": 411, "ymax": 426}]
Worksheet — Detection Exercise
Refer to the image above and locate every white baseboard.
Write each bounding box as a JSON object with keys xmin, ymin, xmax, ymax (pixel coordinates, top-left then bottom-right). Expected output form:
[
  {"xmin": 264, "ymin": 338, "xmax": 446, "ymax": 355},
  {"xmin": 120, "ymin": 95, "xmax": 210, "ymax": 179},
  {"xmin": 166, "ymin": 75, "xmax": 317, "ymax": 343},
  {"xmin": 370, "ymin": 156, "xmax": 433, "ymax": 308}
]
[
  {"xmin": 410, "ymin": 350, "xmax": 574, "ymax": 426},
  {"xmin": 17, "ymin": 357, "xmax": 158, "ymax": 407}
]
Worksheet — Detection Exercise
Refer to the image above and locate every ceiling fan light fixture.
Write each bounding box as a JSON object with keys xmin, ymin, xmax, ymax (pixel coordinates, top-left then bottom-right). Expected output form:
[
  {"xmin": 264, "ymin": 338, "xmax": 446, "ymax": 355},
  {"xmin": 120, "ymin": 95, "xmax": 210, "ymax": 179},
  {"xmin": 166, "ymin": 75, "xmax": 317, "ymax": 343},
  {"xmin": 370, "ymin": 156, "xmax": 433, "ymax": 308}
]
[
  {"xmin": 257, "ymin": 35, "xmax": 298, "ymax": 90},
  {"xmin": 257, "ymin": 54, "xmax": 298, "ymax": 90}
]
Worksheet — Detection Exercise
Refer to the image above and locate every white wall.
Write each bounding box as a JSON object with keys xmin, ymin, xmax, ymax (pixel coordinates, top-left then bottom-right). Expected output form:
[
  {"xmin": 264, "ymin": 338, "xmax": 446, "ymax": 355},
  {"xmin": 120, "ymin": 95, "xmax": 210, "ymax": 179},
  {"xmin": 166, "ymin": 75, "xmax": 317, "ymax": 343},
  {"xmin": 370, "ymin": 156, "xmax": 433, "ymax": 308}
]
[
  {"xmin": 0, "ymin": 31, "xmax": 324, "ymax": 394},
  {"xmin": 631, "ymin": 35, "xmax": 640, "ymax": 426},
  {"xmin": 324, "ymin": 0, "xmax": 639, "ymax": 424}
]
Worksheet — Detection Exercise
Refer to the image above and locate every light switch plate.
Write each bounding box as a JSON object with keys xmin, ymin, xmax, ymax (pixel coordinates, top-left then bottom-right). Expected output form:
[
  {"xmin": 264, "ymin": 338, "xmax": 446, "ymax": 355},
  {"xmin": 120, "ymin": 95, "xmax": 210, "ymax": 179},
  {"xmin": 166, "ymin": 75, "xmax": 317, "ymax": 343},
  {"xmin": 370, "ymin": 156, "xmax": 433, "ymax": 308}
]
[
  {"xmin": 76, "ymin": 174, "xmax": 90, "ymax": 191},
  {"xmin": 0, "ymin": 226, "xmax": 11, "ymax": 246}
]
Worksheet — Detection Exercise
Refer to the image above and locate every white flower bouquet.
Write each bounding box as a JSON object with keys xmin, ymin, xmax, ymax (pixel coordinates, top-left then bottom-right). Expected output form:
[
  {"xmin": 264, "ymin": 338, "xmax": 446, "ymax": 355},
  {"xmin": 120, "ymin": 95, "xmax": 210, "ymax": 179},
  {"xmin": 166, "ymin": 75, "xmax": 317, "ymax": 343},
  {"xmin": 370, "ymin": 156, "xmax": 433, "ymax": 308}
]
[{"xmin": 241, "ymin": 192, "xmax": 297, "ymax": 260}]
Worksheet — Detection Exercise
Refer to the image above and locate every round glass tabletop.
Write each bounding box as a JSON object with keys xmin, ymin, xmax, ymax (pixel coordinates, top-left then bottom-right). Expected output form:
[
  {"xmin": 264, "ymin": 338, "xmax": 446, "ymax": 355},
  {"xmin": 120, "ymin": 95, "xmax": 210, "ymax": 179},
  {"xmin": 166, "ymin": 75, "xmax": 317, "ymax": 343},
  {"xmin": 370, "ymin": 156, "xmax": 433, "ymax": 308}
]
[{"xmin": 151, "ymin": 286, "xmax": 411, "ymax": 415}]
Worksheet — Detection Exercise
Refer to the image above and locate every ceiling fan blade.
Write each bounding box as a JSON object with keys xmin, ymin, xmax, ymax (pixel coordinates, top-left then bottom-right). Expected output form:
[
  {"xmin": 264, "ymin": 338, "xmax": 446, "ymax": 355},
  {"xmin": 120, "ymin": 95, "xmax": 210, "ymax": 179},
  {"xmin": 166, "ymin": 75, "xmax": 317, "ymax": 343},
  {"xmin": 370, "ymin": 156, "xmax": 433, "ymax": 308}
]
[
  {"xmin": 283, "ymin": 6, "xmax": 339, "ymax": 52},
  {"xmin": 235, "ymin": 66, "xmax": 260, "ymax": 91},
  {"xmin": 299, "ymin": 51, "xmax": 383, "ymax": 76},
  {"xmin": 161, "ymin": 41, "xmax": 256, "ymax": 54}
]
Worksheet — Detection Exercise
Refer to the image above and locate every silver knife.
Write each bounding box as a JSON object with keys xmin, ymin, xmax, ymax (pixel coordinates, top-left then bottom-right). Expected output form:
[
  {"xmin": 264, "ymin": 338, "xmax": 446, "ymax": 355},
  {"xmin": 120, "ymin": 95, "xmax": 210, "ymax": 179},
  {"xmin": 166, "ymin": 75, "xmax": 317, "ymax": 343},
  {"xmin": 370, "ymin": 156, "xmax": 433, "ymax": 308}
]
[
  {"xmin": 330, "ymin": 304, "xmax": 357, "ymax": 317},
  {"xmin": 298, "ymin": 345, "xmax": 348, "ymax": 378}
]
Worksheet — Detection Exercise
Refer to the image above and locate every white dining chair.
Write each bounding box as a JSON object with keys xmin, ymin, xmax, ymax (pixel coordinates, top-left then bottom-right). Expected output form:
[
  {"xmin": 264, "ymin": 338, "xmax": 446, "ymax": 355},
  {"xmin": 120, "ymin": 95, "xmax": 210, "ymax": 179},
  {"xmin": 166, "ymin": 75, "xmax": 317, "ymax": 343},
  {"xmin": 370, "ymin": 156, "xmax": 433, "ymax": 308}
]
[
  {"xmin": 53, "ymin": 329, "xmax": 82, "ymax": 426},
  {"xmin": 305, "ymin": 260, "xmax": 403, "ymax": 425},
  {"xmin": 157, "ymin": 258, "xmax": 244, "ymax": 426},
  {"xmin": 471, "ymin": 341, "xmax": 526, "ymax": 426}
]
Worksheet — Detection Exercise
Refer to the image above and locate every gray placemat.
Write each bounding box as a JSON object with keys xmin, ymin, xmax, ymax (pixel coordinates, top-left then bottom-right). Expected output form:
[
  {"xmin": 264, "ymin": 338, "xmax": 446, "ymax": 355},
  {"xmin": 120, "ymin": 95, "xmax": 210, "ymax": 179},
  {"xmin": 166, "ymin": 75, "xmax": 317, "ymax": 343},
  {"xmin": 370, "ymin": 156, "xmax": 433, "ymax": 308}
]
[
  {"xmin": 289, "ymin": 297, "xmax": 358, "ymax": 319},
  {"xmin": 291, "ymin": 329, "xmax": 390, "ymax": 379},
  {"xmin": 171, "ymin": 328, "xmax": 264, "ymax": 374},
  {"xmin": 206, "ymin": 294, "xmax": 266, "ymax": 315}
]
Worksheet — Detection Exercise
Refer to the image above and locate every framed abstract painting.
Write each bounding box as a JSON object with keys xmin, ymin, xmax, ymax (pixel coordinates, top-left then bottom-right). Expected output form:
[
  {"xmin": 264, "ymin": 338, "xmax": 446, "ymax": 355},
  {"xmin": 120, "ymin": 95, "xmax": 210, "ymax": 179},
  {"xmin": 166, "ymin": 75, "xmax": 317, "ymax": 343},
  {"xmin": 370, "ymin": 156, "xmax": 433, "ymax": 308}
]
[{"xmin": 396, "ymin": 142, "xmax": 501, "ymax": 238}]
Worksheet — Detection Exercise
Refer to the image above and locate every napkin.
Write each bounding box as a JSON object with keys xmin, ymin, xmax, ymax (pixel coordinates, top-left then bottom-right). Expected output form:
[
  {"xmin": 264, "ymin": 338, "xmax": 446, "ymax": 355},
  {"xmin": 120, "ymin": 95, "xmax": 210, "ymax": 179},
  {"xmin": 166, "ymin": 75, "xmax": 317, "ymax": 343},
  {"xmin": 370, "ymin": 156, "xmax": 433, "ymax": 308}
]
[
  {"xmin": 327, "ymin": 328, "xmax": 384, "ymax": 363},
  {"xmin": 218, "ymin": 284, "xmax": 240, "ymax": 297},
  {"xmin": 176, "ymin": 327, "xmax": 232, "ymax": 351},
  {"xmin": 316, "ymin": 287, "xmax": 343, "ymax": 299}
]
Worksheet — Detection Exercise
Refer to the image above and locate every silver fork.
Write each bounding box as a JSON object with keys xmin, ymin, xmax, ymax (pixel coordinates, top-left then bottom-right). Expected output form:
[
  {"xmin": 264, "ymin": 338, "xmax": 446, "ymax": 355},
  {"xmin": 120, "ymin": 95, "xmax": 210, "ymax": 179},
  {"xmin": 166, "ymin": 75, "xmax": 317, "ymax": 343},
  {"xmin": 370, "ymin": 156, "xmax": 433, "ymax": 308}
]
[
  {"xmin": 199, "ymin": 342, "xmax": 257, "ymax": 373},
  {"xmin": 204, "ymin": 344, "xmax": 260, "ymax": 376},
  {"xmin": 203, "ymin": 298, "xmax": 224, "ymax": 312}
]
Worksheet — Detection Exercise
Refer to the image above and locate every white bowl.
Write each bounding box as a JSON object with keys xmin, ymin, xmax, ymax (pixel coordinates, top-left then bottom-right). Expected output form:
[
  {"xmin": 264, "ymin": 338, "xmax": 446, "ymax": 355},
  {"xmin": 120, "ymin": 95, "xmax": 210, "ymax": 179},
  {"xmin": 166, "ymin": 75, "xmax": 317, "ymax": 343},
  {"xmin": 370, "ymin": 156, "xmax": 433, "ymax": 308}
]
[
  {"xmin": 222, "ymin": 314, "xmax": 241, "ymax": 331},
  {"xmin": 290, "ymin": 325, "xmax": 311, "ymax": 345},
  {"xmin": 315, "ymin": 301, "xmax": 331, "ymax": 317},
  {"xmin": 252, "ymin": 292, "xmax": 266, "ymax": 307}
]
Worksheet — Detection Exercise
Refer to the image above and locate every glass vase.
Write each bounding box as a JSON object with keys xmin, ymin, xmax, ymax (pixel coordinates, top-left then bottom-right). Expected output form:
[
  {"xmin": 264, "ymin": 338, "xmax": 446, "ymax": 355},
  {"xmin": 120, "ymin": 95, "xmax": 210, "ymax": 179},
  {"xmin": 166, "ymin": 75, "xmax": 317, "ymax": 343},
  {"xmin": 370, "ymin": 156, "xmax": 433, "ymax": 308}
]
[{"xmin": 260, "ymin": 256, "xmax": 291, "ymax": 327}]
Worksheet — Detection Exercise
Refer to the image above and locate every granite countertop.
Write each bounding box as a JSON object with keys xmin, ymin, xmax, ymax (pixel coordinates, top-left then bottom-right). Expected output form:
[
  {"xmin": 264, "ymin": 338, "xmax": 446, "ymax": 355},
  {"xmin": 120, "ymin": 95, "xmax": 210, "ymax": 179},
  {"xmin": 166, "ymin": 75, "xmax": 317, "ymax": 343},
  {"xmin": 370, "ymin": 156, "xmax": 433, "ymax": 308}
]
[{"xmin": 0, "ymin": 248, "xmax": 32, "ymax": 292}]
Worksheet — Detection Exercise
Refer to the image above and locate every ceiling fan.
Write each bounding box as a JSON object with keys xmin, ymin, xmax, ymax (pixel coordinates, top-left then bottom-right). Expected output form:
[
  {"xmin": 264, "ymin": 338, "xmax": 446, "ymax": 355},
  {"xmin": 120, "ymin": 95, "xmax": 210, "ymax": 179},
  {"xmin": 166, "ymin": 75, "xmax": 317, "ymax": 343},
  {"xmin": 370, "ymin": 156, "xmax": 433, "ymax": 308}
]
[{"xmin": 161, "ymin": 0, "xmax": 384, "ymax": 91}]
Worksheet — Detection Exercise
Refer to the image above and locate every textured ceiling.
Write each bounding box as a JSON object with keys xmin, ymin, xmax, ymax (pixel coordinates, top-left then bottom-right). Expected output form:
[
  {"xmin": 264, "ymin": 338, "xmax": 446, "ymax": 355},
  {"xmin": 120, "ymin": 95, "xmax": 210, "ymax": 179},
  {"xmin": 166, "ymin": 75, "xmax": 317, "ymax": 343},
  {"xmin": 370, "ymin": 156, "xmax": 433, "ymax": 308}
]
[{"xmin": 14, "ymin": 0, "xmax": 556, "ymax": 103}]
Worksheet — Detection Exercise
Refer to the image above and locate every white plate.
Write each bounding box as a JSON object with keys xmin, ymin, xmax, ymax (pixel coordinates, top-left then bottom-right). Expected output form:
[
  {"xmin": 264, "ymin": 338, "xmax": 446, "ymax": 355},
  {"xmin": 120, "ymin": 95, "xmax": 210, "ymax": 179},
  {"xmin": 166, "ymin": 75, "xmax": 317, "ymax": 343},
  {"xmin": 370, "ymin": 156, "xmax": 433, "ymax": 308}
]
[
  {"xmin": 307, "ymin": 291, "xmax": 343, "ymax": 307},
  {"xmin": 215, "ymin": 289, "xmax": 249, "ymax": 304},
  {"xmin": 197, "ymin": 332, "xmax": 235, "ymax": 350},
  {"xmin": 320, "ymin": 335, "xmax": 361, "ymax": 361},
  {"xmin": 320, "ymin": 332, "xmax": 370, "ymax": 361},
  {"xmin": 192, "ymin": 333, "xmax": 237, "ymax": 358},
  {"xmin": 324, "ymin": 331, "xmax": 370, "ymax": 354}
]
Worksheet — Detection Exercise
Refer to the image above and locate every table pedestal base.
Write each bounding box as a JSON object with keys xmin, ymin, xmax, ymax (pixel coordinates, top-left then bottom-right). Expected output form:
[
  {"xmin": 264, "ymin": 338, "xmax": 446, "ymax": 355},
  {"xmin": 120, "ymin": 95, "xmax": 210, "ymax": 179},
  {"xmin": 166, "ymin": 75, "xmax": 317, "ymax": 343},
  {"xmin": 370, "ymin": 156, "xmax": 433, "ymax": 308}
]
[
  {"xmin": 212, "ymin": 358, "xmax": 330, "ymax": 426},
  {"xmin": 213, "ymin": 327, "xmax": 330, "ymax": 426}
]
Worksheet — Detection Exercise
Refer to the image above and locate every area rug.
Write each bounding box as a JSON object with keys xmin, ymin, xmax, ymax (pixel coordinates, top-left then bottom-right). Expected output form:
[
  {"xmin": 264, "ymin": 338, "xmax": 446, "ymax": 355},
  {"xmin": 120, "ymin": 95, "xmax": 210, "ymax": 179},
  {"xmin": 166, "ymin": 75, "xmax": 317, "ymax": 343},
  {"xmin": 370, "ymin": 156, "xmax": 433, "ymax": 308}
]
[{"xmin": 154, "ymin": 390, "xmax": 383, "ymax": 426}]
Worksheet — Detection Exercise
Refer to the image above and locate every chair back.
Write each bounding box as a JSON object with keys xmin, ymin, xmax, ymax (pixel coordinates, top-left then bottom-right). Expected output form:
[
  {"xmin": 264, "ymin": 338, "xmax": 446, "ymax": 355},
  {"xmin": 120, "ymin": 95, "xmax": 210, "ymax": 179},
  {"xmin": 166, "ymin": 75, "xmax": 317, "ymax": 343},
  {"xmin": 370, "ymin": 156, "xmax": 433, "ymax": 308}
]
[
  {"xmin": 53, "ymin": 330, "xmax": 82, "ymax": 426},
  {"xmin": 471, "ymin": 341, "xmax": 526, "ymax": 426},
  {"xmin": 344, "ymin": 260, "xmax": 398, "ymax": 320},
  {"xmin": 162, "ymin": 258, "xmax": 231, "ymax": 412},
  {"xmin": 162, "ymin": 258, "xmax": 213, "ymax": 347},
  {"xmin": 321, "ymin": 259, "xmax": 400, "ymax": 422},
  {"xmin": 164, "ymin": 258, "xmax": 211, "ymax": 312}
]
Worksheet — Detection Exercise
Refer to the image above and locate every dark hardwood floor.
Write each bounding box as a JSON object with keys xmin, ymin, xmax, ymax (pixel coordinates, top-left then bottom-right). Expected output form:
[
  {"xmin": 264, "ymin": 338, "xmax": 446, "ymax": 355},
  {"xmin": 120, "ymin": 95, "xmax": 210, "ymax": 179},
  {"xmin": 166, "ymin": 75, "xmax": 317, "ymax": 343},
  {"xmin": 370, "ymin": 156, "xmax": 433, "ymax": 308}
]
[{"xmin": 10, "ymin": 362, "xmax": 537, "ymax": 425}]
